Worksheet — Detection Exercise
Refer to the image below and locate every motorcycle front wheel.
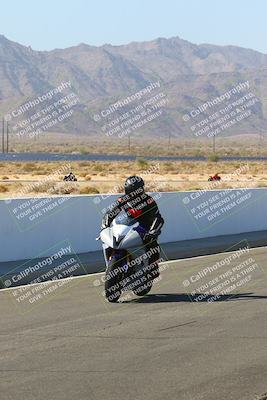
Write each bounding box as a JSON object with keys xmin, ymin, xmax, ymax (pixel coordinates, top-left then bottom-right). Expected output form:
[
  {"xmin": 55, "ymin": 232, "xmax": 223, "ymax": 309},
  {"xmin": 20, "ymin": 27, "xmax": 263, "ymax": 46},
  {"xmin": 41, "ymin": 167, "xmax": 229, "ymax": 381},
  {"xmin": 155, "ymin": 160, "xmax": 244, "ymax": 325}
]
[{"xmin": 105, "ymin": 257, "xmax": 123, "ymax": 303}]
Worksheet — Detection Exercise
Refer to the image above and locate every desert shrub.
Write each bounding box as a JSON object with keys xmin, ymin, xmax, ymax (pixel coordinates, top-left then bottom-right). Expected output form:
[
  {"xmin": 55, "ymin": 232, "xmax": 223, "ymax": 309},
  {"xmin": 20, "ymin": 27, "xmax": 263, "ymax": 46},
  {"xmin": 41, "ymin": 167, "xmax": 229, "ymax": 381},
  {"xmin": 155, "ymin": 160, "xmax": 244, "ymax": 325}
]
[
  {"xmin": 207, "ymin": 154, "xmax": 219, "ymax": 162},
  {"xmin": 93, "ymin": 164, "xmax": 105, "ymax": 172},
  {"xmin": 79, "ymin": 186, "xmax": 100, "ymax": 194},
  {"xmin": 136, "ymin": 157, "xmax": 149, "ymax": 169},
  {"xmin": 35, "ymin": 169, "xmax": 48, "ymax": 175},
  {"xmin": 78, "ymin": 162, "xmax": 90, "ymax": 168},
  {"xmin": 78, "ymin": 147, "xmax": 90, "ymax": 155},
  {"xmin": 188, "ymin": 187, "xmax": 202, "ymax": 191},
  {"xmin": 49, "ymin": 182, "xmax": 77, "ymax": 195},
  {"xmin": 22, "ymin": 162, "xmax": 36, "ymax": 172},
  {"xmin": 1, "ymin": 176, "xmax": 9, "ymax": 180},
  {"xmin": 0, "ymin": 185, "xmax": 8, "ymax": 192},
  {"xmin": 85, "ymin": 175, "xmax": 92, "ymax": 181},
  {"xmin": 162, "ymin": 162, "xmax": 176, "ymax": 172},
  {"xmin": 256, "ymin": 183, "xmax": 267, "ymax": 188},
  {"xmin": 156, "ymin": 184, "xmax": 175, "ymax": 192},
  {"xmin": 31, "ymin": 181, "xmax": 56, "ymax": 193}
]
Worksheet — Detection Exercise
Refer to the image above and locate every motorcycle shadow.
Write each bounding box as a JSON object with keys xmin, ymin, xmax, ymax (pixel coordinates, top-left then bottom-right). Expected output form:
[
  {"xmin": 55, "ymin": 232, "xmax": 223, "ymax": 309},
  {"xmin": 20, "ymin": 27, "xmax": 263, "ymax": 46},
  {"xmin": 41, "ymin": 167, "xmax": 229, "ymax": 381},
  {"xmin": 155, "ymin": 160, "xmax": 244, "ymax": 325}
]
[{"xmin": 124, "ymin": 292, "xmax": 267, "ymax": 303}]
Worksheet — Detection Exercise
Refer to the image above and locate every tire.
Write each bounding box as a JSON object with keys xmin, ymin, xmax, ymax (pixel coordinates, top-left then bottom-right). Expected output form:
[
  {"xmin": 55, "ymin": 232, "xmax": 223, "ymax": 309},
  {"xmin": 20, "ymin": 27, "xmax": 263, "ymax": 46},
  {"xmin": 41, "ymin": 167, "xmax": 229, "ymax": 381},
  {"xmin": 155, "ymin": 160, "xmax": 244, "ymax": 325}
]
[
  {"xmin": 133, "ymin": 280, "xmax": 153, "ymax": 297},
  {"xmin": 105, "ymin": 257, "xmax": 123, "ymax": 303}
]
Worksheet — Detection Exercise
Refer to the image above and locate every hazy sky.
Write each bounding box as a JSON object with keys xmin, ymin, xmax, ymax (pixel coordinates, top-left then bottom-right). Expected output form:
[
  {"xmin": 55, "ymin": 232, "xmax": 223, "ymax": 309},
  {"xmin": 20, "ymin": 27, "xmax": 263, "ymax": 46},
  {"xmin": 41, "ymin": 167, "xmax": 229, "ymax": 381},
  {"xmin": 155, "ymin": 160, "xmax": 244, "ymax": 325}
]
[{"xmin": 1, "ymin": 0, "xmax": 266, "ymax": 53}]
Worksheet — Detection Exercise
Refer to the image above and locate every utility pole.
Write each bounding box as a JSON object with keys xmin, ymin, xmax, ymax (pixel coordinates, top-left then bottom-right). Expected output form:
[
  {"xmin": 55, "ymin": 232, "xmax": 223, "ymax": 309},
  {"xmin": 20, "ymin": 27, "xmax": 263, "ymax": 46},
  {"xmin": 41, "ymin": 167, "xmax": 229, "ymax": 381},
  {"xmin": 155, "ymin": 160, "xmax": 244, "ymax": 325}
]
[
  {"xmin": 128, "ymin": 134, "xmax": 131, "ymax": 151},
  {"xmin": 258, "ymin": 132, "xmax": 263, "ymax": 148},
  {"xmin": 1, "ymin": 119, "xmax": 10, "ymax": 153},
  {"xmin": 212, "ymin": 133, "xmax": 216, "ymax": 153},
  {"xmin": 168, "ymin": 132, "xmax": 171, "ymax": 150},
  {"xmin": 2, "ymin": 118, "xmax": 5, "ymax": 153},
  {"xmin": 6, "ymin": 120, "xmax": 9, "ymax": 153}
]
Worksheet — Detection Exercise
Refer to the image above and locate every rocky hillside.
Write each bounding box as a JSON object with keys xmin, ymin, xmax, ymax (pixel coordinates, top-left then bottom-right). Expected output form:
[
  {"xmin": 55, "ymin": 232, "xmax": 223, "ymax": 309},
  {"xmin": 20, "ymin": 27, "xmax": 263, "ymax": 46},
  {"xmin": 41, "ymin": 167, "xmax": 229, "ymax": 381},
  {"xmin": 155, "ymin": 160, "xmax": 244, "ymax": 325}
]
[{"xmin": 0, "ymin": 34, "xmax": 267, "ymax": 137}]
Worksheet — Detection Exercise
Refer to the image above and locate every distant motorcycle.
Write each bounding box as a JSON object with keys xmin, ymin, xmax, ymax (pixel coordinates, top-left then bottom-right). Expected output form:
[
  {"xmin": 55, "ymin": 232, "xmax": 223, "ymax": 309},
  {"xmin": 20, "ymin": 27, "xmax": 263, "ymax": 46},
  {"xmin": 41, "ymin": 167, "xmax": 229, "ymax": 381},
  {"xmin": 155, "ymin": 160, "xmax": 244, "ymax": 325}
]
[
  {"xmin": 63, "ymin": 172, "xmax": 77, "ymax": 182},
  {"xmin": 208, "ymin": 173, "xmax": 221, "ymax": 182},
  {"xmin": 97, "ymin": 211, "xmax": 155, "ymax": 302}
]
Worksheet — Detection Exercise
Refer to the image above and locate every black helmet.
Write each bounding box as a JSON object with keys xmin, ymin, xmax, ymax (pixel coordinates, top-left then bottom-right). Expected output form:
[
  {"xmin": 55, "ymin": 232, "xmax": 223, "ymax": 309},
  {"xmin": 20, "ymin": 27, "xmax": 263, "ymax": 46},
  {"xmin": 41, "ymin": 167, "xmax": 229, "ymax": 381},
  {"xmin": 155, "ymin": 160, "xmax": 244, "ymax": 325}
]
[{"xmin": 124, "ymin": 176, "xmax": 144, "ymax": 195}]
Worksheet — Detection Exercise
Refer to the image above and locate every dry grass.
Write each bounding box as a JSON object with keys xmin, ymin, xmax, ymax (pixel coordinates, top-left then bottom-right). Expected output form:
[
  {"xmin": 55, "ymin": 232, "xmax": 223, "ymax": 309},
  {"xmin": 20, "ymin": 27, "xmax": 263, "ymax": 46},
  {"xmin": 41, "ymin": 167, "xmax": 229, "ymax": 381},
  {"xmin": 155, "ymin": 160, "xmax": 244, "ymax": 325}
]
[
  {"xmin": 31, "ymin": 181, "xmax": 57, "ymax": 193},
  {"xmin": 5, "ymin": 132, "xmax": 267, "ymax": 158},
  {"xmin": 48, "ymin": 183, "xmax": 78, "ymax": 195},
  {"xmin": 79, "ymin": 186, "xmax": 100, "ymax": 194},
  {"xmin": 0, "ymin": 159, "xmax": 267, "ymax": 198}
]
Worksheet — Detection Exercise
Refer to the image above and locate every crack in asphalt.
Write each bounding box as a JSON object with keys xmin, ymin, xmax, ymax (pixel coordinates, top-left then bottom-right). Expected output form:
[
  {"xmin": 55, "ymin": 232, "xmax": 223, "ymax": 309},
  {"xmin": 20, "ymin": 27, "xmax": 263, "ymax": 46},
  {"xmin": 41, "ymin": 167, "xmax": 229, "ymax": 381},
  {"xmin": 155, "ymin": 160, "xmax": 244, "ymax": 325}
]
[
  {"xmin": 158, "ymin": 320, "xmax": 197, "ymax": 331},
  {"xmin": 0, "ymin": 369, "xmax": 155, "ymax": 374}
]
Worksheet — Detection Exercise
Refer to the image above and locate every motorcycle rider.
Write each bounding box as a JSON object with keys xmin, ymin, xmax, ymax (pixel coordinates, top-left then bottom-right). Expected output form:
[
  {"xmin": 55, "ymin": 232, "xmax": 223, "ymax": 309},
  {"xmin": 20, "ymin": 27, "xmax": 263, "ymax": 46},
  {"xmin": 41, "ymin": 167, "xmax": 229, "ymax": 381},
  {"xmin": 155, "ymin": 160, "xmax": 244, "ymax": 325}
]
[
  {"xmin": 101, "ymin": 176, "xmax": 164, "ymax": 279},
  {"xmin": 64, "ymin": 171, "xmax": 76, "ymax": 181}
]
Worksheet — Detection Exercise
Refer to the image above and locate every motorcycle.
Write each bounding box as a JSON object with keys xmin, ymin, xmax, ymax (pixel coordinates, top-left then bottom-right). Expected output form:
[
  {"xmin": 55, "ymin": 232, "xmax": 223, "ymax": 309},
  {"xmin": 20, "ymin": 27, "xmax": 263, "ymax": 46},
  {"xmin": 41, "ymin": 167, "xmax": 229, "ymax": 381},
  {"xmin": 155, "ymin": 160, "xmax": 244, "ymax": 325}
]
[
  {"xmin": 63, "ymin": 173, "xmax": 77, "ymax": 181},
  {"xmin": 97, "ymin": 211, "xmax": 155, "ymax": 302},
  {"xmin": 208, "ymin": 174, "xmax": 221, "ymax": 182}
]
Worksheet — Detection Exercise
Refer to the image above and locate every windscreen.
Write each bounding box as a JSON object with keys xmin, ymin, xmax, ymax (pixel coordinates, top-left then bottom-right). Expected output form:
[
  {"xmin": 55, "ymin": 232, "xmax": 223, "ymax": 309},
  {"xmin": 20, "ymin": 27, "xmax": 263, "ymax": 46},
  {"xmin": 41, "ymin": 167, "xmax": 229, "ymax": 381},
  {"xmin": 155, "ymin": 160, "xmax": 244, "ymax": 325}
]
[{"xmin": 114, "ymin": 211, "xmax": 137, "ymax": 226}]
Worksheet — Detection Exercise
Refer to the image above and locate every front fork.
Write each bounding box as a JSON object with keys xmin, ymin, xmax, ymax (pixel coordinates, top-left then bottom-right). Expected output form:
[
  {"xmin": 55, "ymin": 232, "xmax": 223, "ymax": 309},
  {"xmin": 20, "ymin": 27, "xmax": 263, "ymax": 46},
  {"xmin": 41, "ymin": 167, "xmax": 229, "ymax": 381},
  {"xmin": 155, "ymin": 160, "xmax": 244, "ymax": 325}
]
[{"xmin": 104, "ymin": 247, "xmax": 130, "ymax": 270}]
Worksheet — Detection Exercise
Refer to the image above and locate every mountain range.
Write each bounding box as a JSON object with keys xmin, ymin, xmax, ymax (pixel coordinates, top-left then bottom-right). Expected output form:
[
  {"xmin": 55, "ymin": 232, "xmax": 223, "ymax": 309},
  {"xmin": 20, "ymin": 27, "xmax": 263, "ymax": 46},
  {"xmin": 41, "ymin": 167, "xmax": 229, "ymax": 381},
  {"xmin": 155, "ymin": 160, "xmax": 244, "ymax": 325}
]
[{"xmin": 1, "ymin": 34, "xmax": 267, "ymax": 137}]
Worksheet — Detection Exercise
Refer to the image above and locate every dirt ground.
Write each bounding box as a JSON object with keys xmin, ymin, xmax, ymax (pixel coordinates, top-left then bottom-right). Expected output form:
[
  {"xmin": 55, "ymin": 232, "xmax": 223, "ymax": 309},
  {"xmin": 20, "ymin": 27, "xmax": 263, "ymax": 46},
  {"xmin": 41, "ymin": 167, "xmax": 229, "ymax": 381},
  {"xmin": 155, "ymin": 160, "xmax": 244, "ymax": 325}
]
[{"xmin": 0, "ymin": 160, "xmax": 267, "ymax": 198}]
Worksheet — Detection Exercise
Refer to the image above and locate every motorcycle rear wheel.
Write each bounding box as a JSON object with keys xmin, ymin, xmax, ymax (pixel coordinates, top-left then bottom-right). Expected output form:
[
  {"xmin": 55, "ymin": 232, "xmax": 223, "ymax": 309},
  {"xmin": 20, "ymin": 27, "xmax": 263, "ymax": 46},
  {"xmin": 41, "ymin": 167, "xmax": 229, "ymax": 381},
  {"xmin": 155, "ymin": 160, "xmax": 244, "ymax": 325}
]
[{"xmin": 133, "ymin": 281, "xmax": 153, "ymax": 296}]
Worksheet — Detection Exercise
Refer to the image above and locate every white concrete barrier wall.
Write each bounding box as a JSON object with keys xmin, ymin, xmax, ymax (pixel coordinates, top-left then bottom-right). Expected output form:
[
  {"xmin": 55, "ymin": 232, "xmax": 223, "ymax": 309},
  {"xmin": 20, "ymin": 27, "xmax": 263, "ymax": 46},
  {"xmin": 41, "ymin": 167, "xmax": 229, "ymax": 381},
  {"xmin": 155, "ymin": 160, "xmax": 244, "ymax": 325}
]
[{"xmin": 0, "ymin": 188, "xmax": 267, "ymax": 262}]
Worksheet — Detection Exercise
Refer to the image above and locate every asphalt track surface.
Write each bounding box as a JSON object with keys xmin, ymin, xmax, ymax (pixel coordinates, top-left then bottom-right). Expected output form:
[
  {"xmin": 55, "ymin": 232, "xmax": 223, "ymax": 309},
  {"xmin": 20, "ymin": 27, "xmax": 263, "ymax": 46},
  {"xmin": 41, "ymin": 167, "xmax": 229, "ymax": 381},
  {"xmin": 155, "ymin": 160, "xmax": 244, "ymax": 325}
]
[{"xmin": 0, "ymin": 247, "xmax": 267, "ymax": 400}]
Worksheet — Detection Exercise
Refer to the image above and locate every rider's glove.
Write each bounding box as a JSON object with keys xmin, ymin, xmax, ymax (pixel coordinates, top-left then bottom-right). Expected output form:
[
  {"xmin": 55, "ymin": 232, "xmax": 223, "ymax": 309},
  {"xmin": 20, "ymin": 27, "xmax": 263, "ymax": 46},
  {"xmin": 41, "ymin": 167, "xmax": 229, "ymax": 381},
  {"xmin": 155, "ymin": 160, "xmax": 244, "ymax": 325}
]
[
  {"xmin": 101, "ymin": 214, "xmax": 109, "ymax": 230},
  {"xmin": 143, "ymin": 230, "xmax": 158, "ymax": 243}
]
